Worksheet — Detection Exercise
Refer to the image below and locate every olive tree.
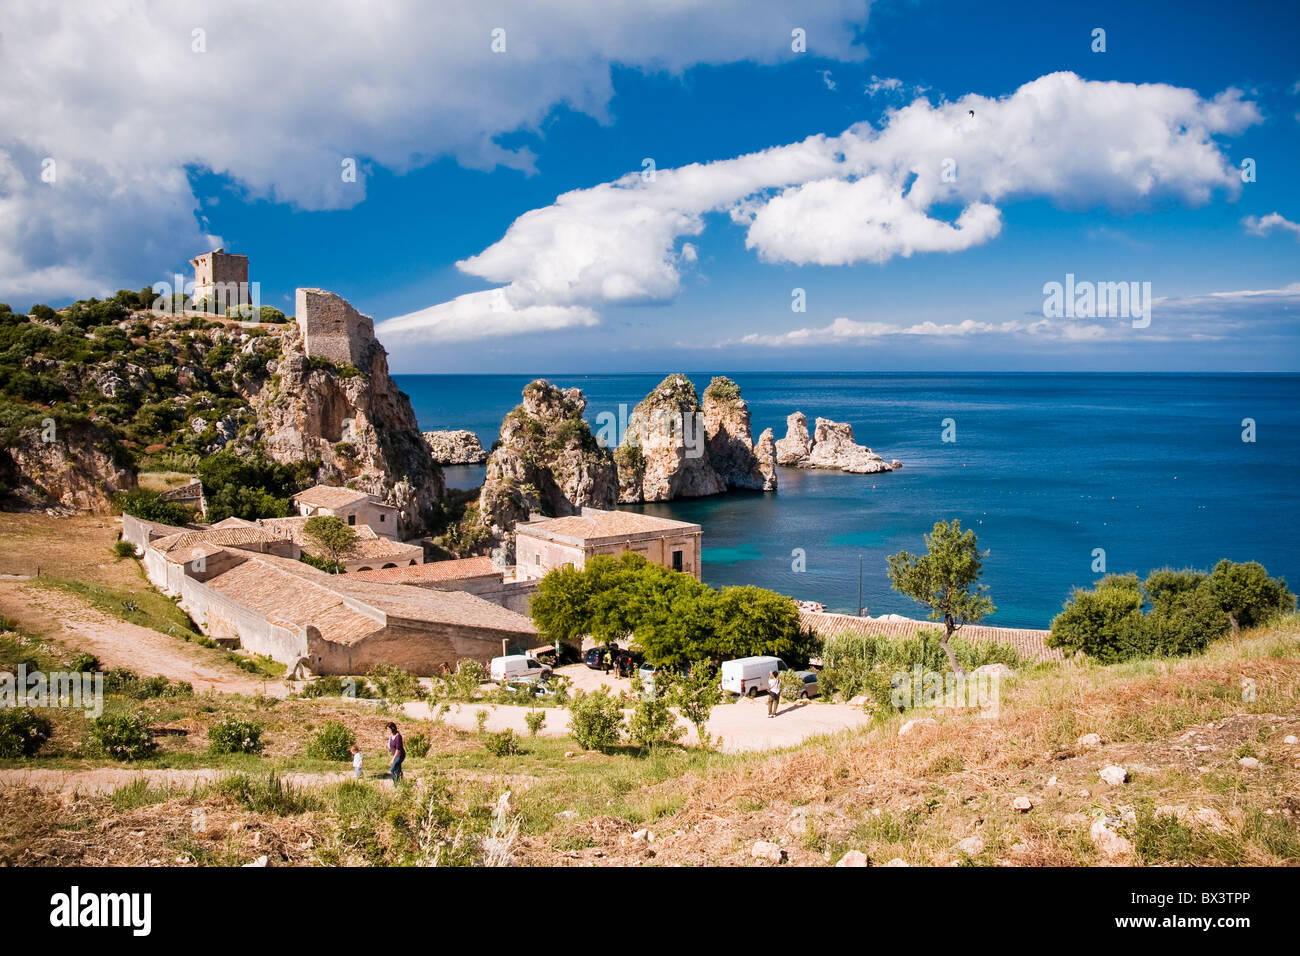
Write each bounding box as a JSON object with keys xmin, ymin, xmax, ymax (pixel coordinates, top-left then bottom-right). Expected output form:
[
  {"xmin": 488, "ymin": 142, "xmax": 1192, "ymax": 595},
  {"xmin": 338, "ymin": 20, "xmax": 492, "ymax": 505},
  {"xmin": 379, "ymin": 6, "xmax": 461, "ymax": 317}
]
[{"xmin": 886, "ymin": 519, "xmax": 995, "ymax": 676}]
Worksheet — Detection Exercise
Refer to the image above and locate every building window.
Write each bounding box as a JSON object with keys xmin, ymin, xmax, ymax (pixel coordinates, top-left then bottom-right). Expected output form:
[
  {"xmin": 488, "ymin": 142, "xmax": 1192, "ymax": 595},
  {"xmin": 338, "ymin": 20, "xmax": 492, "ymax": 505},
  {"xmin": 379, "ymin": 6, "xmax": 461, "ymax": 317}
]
[
  {"xmin": 534, "ymin": 554, "xmax": 541, "ymax": 564},
  {"xmin": 347, "ymin": 514, "xmax": 355, "ymax": 525},
  {"xmin": 672, "ymin": 549, "xmax": 683, "ymax": 572},
  {"xmin": 379, "ymin": 514, "xmax": 385, "ymax": 522}
]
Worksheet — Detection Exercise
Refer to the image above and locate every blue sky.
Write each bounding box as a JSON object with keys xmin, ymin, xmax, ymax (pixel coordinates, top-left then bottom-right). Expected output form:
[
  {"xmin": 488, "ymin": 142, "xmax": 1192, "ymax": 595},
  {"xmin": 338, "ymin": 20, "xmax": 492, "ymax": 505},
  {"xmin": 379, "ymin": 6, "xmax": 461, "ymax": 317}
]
[{"xmin": 6, "ymin": 0, "xmax": 1299, "ymax": 371}]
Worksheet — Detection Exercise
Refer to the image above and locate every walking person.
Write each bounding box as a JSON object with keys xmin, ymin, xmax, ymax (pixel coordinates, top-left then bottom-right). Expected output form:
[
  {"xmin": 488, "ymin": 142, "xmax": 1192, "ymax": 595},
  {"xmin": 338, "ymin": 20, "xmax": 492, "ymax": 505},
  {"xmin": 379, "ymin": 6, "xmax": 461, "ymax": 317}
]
[
  {"xmin": 350, "ymin": 744, "xmax": 363, "ymax": 780},
  {"xmin": 386, "ymin": 722, "xmax": 405, "ymax": 786},
  {"xmin": 767, "ymin": 670, "xmax": 781, "ymax": 718}
]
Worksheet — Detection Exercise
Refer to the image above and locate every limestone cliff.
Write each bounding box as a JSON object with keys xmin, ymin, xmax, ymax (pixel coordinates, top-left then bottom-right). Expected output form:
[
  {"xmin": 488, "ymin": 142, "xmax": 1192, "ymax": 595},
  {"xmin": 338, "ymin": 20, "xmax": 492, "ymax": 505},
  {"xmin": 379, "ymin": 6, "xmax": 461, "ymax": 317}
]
[
  {"xmin": 0, "ymin": 421, "xmax": 135, "ymax": 512},
  {"xmin": 776, "ymin": 411, "xmax": 902, "ymax": 474},
  {"xmin": 616, "ymin": 375, "xmax": 726, "ymax": 503},
  {"xmin": 478, "ymin": 380, "xmax": 617, "ymax": 556},
  {"xmin": 701, "ymin": 376, "xmax": 776, "ymax": 492},
  {"xmin": 423, "ymin": 429, "xmax": 488, "ymax": 464},
  {"xmin": 253, "ymin": 293, "xmax": 444, "ymax": 536}
]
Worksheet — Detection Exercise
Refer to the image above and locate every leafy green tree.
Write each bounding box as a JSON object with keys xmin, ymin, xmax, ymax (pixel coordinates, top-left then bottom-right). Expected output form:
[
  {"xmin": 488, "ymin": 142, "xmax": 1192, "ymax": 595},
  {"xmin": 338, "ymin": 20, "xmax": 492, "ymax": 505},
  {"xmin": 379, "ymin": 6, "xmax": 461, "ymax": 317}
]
[
  {"xmin": 114, "ymin": 488, "xmax": 191, "ymax": 526},
  {"xmin": 1048, "ymin": 574, "xmax": 1151, "ymax": 663},
  {"xmin": 1206, "ymin": 559, "xmax": 1295, "ymax": 634},
  {"xmin": 303, "ymin": 514, "xmax": 358, "ymax": 572},
  {"xmin": 886, "ymin": 519, "xmax": 996, "ymax": 675},
  {"xmin": 529, "ymin": 563, "xmax": 596, "ymax": 646}
]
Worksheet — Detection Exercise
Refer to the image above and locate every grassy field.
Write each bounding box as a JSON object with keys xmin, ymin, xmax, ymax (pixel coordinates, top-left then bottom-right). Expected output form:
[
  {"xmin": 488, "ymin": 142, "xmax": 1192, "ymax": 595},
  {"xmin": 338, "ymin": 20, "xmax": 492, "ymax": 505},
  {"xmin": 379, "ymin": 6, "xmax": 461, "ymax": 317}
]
[
  {"xmin": 1, "ymin": 615, "xmax": 1296, "ymax": 867},
  {"xmin": 0, "ymin": 511, "xmax": 1296, "ymax": 867}
]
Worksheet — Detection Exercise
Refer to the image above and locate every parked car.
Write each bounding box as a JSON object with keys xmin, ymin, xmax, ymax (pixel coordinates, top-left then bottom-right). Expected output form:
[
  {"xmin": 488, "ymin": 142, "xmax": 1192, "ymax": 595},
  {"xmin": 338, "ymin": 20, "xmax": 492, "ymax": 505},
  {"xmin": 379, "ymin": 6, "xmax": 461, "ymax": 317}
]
[
  {"xmin": 720, "ymin": 656, "xmax": 789, "ymax": 697},
  {"xmin": 584, "ymin": 645, "xmax": 622, "ymax": 670},
  {"xmin": 489, "ymin": 654, "xmax": 551, "ymax": 684},
  {"xmin": 793, "ymin": 670, "xmax": 820, "ymax": 699}
]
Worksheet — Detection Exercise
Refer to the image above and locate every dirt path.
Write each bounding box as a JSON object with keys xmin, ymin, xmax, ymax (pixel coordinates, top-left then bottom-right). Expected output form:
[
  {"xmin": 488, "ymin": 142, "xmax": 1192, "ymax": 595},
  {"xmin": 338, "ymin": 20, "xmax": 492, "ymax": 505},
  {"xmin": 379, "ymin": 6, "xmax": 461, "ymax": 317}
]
[
  {"xmin": 0, "ymin": 581, "xmax": 286, "ymax": 697},
  {"xmin": 403, "ymin": 672, "xmax": 874, "ymax": 754}
]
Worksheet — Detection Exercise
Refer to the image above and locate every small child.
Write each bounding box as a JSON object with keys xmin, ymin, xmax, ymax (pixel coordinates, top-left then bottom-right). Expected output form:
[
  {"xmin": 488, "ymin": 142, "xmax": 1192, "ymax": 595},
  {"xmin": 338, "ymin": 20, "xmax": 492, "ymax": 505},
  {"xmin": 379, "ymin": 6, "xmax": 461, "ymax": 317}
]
[{"xmin": 350, "ymin": 744, "xmax": 363, "ymax": 779}]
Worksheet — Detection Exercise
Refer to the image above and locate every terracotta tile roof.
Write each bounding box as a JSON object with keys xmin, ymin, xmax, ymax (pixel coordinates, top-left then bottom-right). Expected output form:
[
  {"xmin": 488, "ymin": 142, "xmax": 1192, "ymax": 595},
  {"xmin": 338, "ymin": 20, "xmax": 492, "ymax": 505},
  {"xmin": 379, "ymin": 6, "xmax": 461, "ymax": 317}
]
[
  {"xmin": 257, "ymin": 516, "xmax": 421, "ymax": 563},
  {"xmin": 204, "ymin": 557, "xmax": 381, "ymax": 645},
  {"xmin": 211, "ymin": 516, "xmax": 258, "ymax": 529},
  {"xmin": 150, "ymin": 525, "xmax": 288, "ymax": 561},
  {"xmin": 259, "ymin": 515, "xmax": 379, "ymax": 542},
  {"xmin": 517, "ymin": 508, "xmax": 700, "ymax": 545},
  {"xmin": 207, "ymin": 551, "xmax": 537, "ymax": 637},
  {"xmin": 347, "ymin": 557, "xmax": 499, "ymax": 584},
  {"xmin": 292, "ymin": 484, "xmax": 377, "ymax": 509},
  {"xmin": 800, "ymin": 610, "xmax": 1063, "ymax": 664}
]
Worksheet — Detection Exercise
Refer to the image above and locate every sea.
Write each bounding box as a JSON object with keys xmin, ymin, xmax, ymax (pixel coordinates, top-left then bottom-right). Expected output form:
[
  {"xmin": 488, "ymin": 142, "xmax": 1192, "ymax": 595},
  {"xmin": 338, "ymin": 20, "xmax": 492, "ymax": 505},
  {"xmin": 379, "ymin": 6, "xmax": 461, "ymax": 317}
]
[{"xmin": 394, "ymin": 373, "xmax": 1300, "ymax": 629}]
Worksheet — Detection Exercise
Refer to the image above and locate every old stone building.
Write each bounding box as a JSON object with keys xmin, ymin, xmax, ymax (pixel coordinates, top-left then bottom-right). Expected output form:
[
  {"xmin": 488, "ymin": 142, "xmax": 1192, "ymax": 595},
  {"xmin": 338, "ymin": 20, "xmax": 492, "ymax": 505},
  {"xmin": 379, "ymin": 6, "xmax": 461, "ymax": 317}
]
[
  {"xmin": 514, "ymin": 507, "xmax": 703, "ymax": 580},
  {"xmin": 296, "ymin": 288, "xmax": 374, "ymax": 368},
  {"xmin": 291, "ymin": 484, "xmax": 401, "ymax": 539},
  {"xmin": 190, "ymin": 248, "xmax": 250, "ymax": 313},
  {"xmin": 184, "ymin": 549, "xmax": 539, "ymax": 674},
  {"xmin": 348, "ymin": 557, "xmax": 539, "ymax": 615}
]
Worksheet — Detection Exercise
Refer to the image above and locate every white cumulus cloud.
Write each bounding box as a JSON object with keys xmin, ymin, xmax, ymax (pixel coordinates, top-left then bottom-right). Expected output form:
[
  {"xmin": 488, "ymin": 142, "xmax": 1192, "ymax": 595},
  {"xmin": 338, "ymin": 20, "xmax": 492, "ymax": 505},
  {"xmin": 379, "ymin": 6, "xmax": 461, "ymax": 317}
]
[
  {"xmin": 0, "ymin": 0, "xmax": 872, "ymax": 300},
  {"xmin": 386, "ymin": 72, "xmax": 1259, "ymax": 341}
]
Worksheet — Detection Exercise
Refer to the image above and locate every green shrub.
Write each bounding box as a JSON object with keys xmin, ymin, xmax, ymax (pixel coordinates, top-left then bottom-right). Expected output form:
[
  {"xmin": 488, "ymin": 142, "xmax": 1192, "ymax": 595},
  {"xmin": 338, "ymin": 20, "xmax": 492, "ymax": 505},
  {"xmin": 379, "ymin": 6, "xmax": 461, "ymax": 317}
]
[
  {"xmin": 103, "ymin": 668, "xmax": 192, "ymax": 699},
  {"xmin": 484, "ymin": 729, "xmax": 521, "ymax": 756},
  {"xmin": 68, "ymin": 652, "xmax": 99, "ymax": 673},
  {"xmin": 90, "ymin": 713, "xmax": 156, "ymax": 761},
  {"xmin": 299, "ymin": 675, "xmax": 374, "ymax": 699},
  {"xmin": 366, "ymin": 663, "xmax": 424, "ymax": 704},
  {"xmin": 567, "ymin": 688, "xmax": 624, "ymax": 751},
  {"xmin": 1207, "ymin": 560, "xmax": 1295, "ymax": 631},
  {"xmin": 207, "ymin": 718, "xmax": 264, "ymax": 755},
  {"xmin": 819, "ymin": 629, "xmax": 1021, "ymax": 700},
  {"xmin": 0, "ymin": 708, "xmax": 53, "ymax": 757},
  {"xmin": 524, "ymin": 710, "xmax": 546, "ymax": 737},
  {"xmin": 113, "ymin": 540, "xmax": 137, "ymax": 558},
  {"xmin": 405, "ymin": 731, "xmax": 432, "ymax": 758},
  {"xmin": 436, "ymin": 660, "xmax": 486, "ymax": 701},
  {"xmin": 628, "ymin": 688, "xmax": 683, "ymax": 750},
  {"xmin": 214, "ymin": 773, "xmax": 320, "ymax": 815},
  {"xmin": 307, "ymin": 721, "xmax": 356, "ymax": 761}
]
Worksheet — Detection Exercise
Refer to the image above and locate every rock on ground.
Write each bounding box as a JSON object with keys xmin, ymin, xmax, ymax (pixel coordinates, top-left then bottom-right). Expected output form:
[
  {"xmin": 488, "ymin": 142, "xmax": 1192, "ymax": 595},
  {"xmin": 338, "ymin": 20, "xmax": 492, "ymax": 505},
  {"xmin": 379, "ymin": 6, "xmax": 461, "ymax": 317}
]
[{"xmin": 1099, "ymin": 765, "xmax": 1129, "ymax": 786}]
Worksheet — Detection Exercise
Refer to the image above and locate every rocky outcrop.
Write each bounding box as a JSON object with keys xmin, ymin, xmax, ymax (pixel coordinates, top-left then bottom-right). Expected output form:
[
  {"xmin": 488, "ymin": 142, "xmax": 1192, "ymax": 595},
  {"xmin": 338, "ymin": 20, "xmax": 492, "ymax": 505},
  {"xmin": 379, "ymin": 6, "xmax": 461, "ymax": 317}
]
[
  {"xmin": 701, "ymin": 376, "xmax": 776, "ymax": 493},
  {"xmin": 478, "ymin": 381, "xmax": 617, "ymax": 556},
  {"xmin": 0, "ymin": 421, "xmax": 135, "ymax": 512},
  {"xmin": 423, "ymin": 429, "xmax": 488, "ymax": 464},
  {"xmin": 775, "ymin": 412, "xmax": 813, "ymax": 465},
  {"xmin": 254, "ymin": 291, "xmax": 444, "ymax": 537},
  {"xmin": 776, "ymin": 411, "xmax": 901, "ymax": 474},
  {"xmin": 755, "ymin": 428, "xmax": 777, "ymax": 490},
  {"xmin": 617, "ymin": 375, "xmax": 725, "ymax": 503}
]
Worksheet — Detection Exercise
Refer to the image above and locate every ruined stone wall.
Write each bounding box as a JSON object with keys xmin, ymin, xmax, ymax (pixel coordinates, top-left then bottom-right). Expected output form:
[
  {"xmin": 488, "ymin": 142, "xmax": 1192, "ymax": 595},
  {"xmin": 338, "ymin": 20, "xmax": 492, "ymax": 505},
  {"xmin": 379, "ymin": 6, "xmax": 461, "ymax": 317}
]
[{"xmin": 296, "ymin": 288, "xmax": 375, "ymax": 368}]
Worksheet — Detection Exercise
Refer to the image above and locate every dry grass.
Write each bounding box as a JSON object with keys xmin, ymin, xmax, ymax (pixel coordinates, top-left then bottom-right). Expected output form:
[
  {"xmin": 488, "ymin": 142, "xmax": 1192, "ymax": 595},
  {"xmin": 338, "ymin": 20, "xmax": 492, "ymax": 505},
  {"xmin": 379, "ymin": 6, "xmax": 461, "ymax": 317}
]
[
  {"xmin": 516, "ymin": 617, "xmax": 1300, "ymax": 867},
  {"xmin": 0, "ymin": 511, "xmax": 135, "ymax": 585}
]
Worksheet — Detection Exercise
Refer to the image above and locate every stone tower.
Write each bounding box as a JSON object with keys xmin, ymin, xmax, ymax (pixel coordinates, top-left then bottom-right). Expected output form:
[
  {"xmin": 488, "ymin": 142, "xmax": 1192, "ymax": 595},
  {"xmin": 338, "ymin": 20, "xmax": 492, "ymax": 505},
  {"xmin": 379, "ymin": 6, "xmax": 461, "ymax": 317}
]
[
  {"xmin": 296, "ymin": 288, "xmax": 376, "ymax": 368},
  {"xmin": 190, "ymin": 249, "xmax": 250, "ymax": 313}
]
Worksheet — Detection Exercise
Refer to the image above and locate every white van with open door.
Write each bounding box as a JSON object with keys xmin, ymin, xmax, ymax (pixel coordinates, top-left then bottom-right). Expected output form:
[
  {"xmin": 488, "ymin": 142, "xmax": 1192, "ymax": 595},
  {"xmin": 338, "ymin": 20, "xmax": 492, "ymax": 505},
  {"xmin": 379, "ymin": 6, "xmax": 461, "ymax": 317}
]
[{"xmin": 720, "ymin": 656, "xmax": 788, "ymax": 697}]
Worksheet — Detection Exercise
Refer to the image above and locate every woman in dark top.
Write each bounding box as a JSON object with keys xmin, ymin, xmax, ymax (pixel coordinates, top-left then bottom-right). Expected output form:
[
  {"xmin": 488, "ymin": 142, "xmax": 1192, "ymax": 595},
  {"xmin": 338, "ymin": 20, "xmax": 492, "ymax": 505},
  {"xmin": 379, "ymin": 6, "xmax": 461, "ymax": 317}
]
[{"xmin": 386, "ymin": 721, "xmax": 405, "ymax": 785}]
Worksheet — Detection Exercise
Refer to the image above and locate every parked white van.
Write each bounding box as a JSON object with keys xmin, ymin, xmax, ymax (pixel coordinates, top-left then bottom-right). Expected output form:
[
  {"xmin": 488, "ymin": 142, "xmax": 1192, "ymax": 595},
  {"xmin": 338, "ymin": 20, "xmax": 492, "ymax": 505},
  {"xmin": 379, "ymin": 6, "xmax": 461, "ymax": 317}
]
[
  {"xmin": 720, "ymin": 656, "xmax": 789, "ymax": 697},
  {"xmin": 489, "ymin": 654, "xmax": 552, "ymax": 684}
]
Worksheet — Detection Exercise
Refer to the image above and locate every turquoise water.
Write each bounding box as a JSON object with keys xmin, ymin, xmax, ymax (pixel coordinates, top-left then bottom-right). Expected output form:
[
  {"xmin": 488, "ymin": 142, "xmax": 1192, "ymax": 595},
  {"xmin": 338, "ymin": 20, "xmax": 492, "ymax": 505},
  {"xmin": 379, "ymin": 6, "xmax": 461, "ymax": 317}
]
[{"xmin": 397, "ymin": 373, "xmax": 1300, "ymax": 628}]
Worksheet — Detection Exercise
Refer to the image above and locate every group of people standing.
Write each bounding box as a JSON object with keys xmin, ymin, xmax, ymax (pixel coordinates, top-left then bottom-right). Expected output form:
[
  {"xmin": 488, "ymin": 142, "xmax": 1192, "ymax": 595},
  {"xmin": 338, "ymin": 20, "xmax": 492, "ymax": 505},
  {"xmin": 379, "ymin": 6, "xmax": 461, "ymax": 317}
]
[{"xmin": 601, "ymin": 647, "xmax": 639, "ymax": 679}]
